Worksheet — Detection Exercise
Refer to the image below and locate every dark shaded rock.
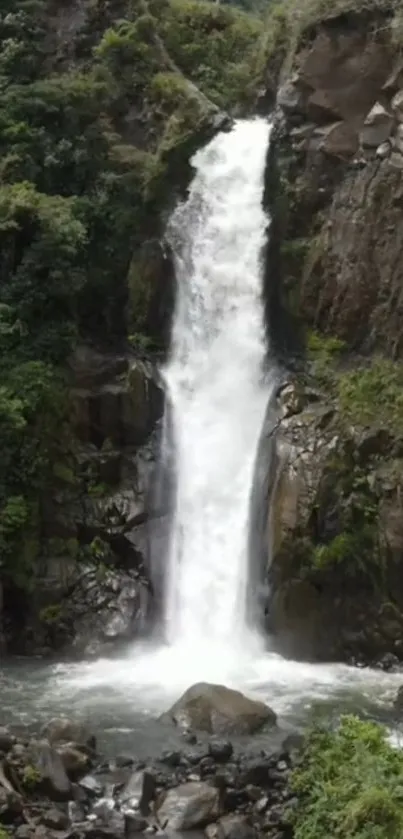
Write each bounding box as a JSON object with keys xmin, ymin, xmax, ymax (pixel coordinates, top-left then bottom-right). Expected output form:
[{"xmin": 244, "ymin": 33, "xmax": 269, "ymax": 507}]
[
  {"xmin": 394, "ymin": 685, "xmax": 403, "ymax": 712},
  {"xmin": 157, "ymin": 781, "xmax": 220, "ymax": 830},
  {"xmin": 375, "ymin": 652, "xmax": 400, "ymax": 671},
  {"xmin": 119, "ymin": 769, "xmax": 156, "ymax": 815},
  {"xmin": 0, "ymin": 727, "xmax": 15, "ymax": 753},
  {"xmin": 208, "ymin": 739, "xmax": 233, "ymax": 763},
  {"xmin": 0, "ymin": 786, "xmax": 23, "ymax": 820},
  {"xmin": 125, "ymin": 812, "xmax": 149, "ymax": 834},
  {"xmin": 161, "ymin": 750, "xmax": 182, "ymax": 767},
  {"xmin": 219, "ymin": 814, "xmax": 256, "ymax": 839},
  {"xmin": 239, "ymin": 759, "xmax": 270, "ymax": 788},
  {"xmin": 164, "ymin": 683, "xmax": 276, "ymax": 735},
  {"xmin": 40, "ymin": 807, "xmax": 70, "ymax": 829}
]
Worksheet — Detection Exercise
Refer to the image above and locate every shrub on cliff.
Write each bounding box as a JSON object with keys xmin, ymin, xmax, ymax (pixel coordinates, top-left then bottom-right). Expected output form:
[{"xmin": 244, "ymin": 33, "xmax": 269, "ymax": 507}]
[
  {"xmin": 290, "ymin": 715, "xmax": 403, "ymax": 839},
  {"xmin": 0, "ymin": 0, "xmax": 268, "ymax": 578}
]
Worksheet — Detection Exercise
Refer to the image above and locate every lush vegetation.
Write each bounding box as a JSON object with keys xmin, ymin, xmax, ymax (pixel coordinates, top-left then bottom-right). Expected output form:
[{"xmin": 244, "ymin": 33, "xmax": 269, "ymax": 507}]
[
  {"xmin": 0, "ymin": 0, "xmax": 265, "ymax": 582},
  {"xmin": 290, "ymin": 716, "xmax": 403, "ymax": 839}
]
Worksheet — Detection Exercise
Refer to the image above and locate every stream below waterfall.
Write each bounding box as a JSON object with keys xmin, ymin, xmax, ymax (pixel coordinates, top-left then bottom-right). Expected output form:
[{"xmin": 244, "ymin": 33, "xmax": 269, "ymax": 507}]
[{"xmin": 2, "ymin": 118, "xmax": 403, "ymax": 757}]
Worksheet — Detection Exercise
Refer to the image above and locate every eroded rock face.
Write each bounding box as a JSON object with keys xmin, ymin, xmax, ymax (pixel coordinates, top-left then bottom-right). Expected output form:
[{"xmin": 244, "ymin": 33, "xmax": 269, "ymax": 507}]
[
  {"xmin": 265, "ymin": 383, "xmax": 403, "ymax": 664},
  {"xmin": 266, "ymin": 10, "xmax": 403, "ymax": 357},
  {"xmin": 3, "ymin": 344, "xmax": 165, "ymax": 657},
  {"xmin": 163, "ymin": 683, "xmax": 277, "ymax": 735}
]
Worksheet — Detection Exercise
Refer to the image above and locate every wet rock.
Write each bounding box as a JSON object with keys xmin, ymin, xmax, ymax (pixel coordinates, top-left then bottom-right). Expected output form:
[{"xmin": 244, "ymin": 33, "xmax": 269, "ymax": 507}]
[
  {"xmin": 164, "ymin": 683, "xmax": 276, "ymax": 735},
  {"xmin": 33, "ymin": 739, "xmax": 71, "ymax": 800},
  {"xmin": 0, "ymin": 726, "xmax": 15, "ymax": 753},
  {"xmin": 15, "ymin": 827, "xmax": 32, "ymax": 839},
  {"xmin": 79, "ymin": 774, "xmax": 103, "ymax": 797},
  {"xmin": 42, "ymin": 718, "xmax": 96, "ymax": 750},
  {"xmin": 0, "ymin": 786, "xmax": 23, "ymax": 820},
  {"xmin": 360, "ymin": 103, "xmax": 394, "ymax": 147},
  {"xmin": 392, "ymin": 89, "xmax": 403, "ymax": 119},
  {"xmin": 239, "ymin": 759, "xmax": 270, "ymax": 788},
  {"xmin": 374, "ymin": 652, "xmax": 400, "ymax": 671},
  {"xmin": 389, "ymin": 150, "xmax": 403, "ymax": 169},
  {"xmin": 219, "ymin": 814, "xmax": 256, "ymax": 839},
  {"xmin": 157, "ymin": 781, "xmax": 220, "ymax": 830},
  {"xmin": 125, "ymin": 812, "xmax": 149, "ymax": 834},
  {"xmin": 376, "ymin": 141, "xmax": 390, "ymax": 158},
  {"xmin": 114, "ymin": 754, "xmax": 134, "ymax": 769},
  {"xmin": 70, "ymin": 566, "xmax": 150, "ymax": 658},
  {"xmin": 40, "ymin": 807, "xmax": 70, "ymax": 829},
  {"xmin": 277, "ymin": 82, "xmax": 304, "ymax": 115},
  {"xmin": 161, "ymin": 750, "xmax": 182, "ymax": 767},
  {"xmin": 208, "ymin": 739, "xmax": 233, "ymax": 763},
  {"xmin": 394, "ymin": 685, "xmax": 403, "ymax": 712},
  {"xmin": 58, "ymin": 744, "xmax": 90, "ymax": 778},
  {"xmin": 120, "ymin": 769, "xmax": 156, "ymax": 815},
  {"xmin": 68, "ymin": 799, "xmax": 86, "ymax": 821}
]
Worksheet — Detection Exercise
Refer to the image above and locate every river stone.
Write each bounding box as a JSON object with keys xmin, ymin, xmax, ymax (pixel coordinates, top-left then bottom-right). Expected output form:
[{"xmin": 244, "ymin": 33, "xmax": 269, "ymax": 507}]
[
  {"xmin": 33, "ymin": 739, "xmax": 71, "ymax": 800},
  {"xmin": 219, "ymin": 814, "xmax": 256, "ymax": 839},
  {"xmin": 157, "ymin": 781, "xmax": 220, "ymax": 830},
  {"xmin": 41, "ymin": 717, "xmax": 96, "ymax": 749},
  {"xmin": 57, "ymin": 744, "xmax": 90, "ymax": 778},
  {"xmin": 164, "ymin": 682, "xmax": 276, "ymax": 735},
  {"xmin": 0, "ymin": 726, "xmax": 15, "ymax": 753},
  {"xmin": 119, "ymin": 768, "xmax": 156, "ymax": 814}
]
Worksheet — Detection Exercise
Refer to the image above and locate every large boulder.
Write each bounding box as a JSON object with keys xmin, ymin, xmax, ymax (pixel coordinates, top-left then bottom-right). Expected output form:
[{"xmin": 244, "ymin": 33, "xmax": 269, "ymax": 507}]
[
  {"xmin": 163, "ymin": 683, "xmax": 276, "ymax": 735},
  {"xmin": 157, "ymin": 781, "xmax": 220, "ymax": 830}
]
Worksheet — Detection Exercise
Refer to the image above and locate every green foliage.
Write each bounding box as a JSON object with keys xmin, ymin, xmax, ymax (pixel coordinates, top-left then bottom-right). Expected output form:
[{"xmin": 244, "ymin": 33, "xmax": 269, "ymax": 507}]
[
  {"xmin": 22, "ymin": 763, "xmax": 42, "ymax": 790},
  {"xmin": 290, "ymin": 715, "xmax": 403, "ymax": 839},
  {"xmin": 159, "ymin": 0, "xmax": 262, "ymax": 106},
  {"xmin": 307, "ymin": 329, "xmax": 347, "ymax": 381},
  {"xmin": 338, "ymin": 359, "xmax": 403, "ymax": 434},
  {"xmin": 0, "ymin": 0, "xmax": 270, "ymax": 583},
  {"xmin": 39, "ymin": 604, "xmax": 62, "ymax": 625}
]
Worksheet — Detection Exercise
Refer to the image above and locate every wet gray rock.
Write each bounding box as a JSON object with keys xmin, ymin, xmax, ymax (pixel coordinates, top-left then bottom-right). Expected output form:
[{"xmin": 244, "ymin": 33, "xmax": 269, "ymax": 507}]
[
  {"xmin": 164, "ymin": 683, "xmax": 276, "ymax": 736},
  {"xmin": 125, "ymin": 812, "xmax": 149, "ymax": 834},
  {"xmin": 219, "ymin": 813, "xmax": 256, "ymax": 839},
  {"xmin": 394, "ymin": 684, "xmax": 403, "ymax": 712},
  {"xmin": 40, "ymin": 807, "xmax": 70, "ymax": 829},
  {"xmin": 119, "ymin": 768, "xmax": 156, "ymax": 815},
  {"xmin": 68, "ymin": 566, "xmax": 150, "ymax": 658},
  {"xmin": 57, "ymin": 744, "xmax": 90, "ymax": 778},
  {"xmin": 79, "ymin": 773, "xmax": 104, "ymax": 797},
  {"xmin": 41, "ymin": 718, "xmax": 96, "ymax": 749},
  {"xmin": 157, "ymin": 781, "xmax": 220, "ymax": 830},
  {"xmin": 208, "ymin": 739, "xmax": 233, "ymax": 763},
  {"xmin": 33, "ymin": 739, "xmax": 71, "ymax": 800},
  {"xmin": 360, "ymin": 102, "xmax": 394, "ymax": 147}
]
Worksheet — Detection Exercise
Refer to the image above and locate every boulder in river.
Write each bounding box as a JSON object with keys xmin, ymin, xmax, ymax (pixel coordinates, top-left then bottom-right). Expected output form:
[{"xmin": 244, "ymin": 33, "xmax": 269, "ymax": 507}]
[
  {"xmin": 157, "ymin": 780, "xmax": 220, "ymax": 829},
  {"xmin": 163, "ymin": 682, "xmax": 276, "ymax": 735},
  {"xmin": 41, "ymin": 717, "xmax": 96, "ymax": 749}
]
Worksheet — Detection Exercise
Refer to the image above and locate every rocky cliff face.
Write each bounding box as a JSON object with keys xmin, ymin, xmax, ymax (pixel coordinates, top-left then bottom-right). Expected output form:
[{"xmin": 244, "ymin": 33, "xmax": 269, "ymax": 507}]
[{"xmin": 261, "ymin": 2, "xmax": 403, "ymax": 665}]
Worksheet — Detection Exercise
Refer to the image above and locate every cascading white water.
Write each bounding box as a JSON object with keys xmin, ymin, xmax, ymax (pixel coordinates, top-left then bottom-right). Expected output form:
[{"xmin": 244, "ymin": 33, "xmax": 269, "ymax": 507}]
[{"xmin": 162, "ymin": 118, "xmax": 275, "ymax": 650}]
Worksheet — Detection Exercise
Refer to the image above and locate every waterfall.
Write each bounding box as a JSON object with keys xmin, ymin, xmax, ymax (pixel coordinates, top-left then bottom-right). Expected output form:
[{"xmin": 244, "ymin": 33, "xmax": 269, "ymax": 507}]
[{"xmin": 161, "ymin": 118, "xmax": 276, "ymax": 653}]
